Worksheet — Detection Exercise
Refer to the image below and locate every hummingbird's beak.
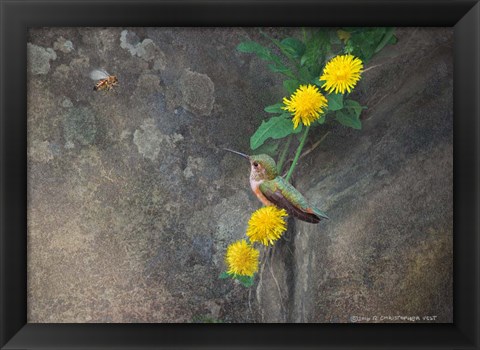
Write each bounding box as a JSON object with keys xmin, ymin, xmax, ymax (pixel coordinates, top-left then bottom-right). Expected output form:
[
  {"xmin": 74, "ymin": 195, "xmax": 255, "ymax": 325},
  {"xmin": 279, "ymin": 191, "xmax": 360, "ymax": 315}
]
[{"xmin": 222, "ymin": 148, "xmax": 250, "ymax": 160}]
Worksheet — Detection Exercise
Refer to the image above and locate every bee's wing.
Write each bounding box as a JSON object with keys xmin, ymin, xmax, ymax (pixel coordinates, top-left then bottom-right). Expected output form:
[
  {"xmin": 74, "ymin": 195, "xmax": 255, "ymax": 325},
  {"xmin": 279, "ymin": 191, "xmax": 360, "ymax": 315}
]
[{"xmin": 89, "ymin": 69, "xmax": 110, "ymax": 80}]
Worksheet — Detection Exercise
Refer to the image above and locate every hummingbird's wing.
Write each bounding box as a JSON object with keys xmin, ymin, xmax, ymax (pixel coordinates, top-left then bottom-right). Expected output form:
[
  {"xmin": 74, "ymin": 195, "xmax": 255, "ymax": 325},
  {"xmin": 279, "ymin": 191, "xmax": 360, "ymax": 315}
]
[{"xmin": 260, "ymin": 177, "xmax": 328, "ymax": 223}]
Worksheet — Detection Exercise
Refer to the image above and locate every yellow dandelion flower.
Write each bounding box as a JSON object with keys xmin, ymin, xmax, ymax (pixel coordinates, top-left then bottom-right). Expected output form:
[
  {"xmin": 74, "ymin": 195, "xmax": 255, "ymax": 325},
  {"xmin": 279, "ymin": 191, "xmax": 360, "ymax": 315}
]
[
  {"xmin": 337, "ymin": 30, "xmax": 351, "ymax": 43},
  {"xmin": 320, "ymin": 54, "xmax": 363, "ymax": 94},
  {"xmin": 225, "ymin": 240, "xmax": 259, "ymax": 277},
  {"xmin": 246, "ymin": 206, "xmax": 288, "ymax": 246},
  {"xmin": 282, "ymin": 84, "xmax": 328, "ymax": 129}
]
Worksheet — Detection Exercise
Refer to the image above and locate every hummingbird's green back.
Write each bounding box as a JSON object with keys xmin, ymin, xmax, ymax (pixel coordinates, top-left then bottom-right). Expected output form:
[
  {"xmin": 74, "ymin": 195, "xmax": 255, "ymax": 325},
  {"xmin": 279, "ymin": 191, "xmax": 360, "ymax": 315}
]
[{"xmin": 260, "ymin": 176, "xmax": 329, "ymax": 222}]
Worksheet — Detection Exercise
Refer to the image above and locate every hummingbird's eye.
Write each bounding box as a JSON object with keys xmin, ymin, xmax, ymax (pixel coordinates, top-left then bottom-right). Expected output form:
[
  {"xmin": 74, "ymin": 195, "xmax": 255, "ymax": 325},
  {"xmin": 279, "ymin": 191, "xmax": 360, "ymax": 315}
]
[{"xmin": 253, "ymin": 161, "xmax": 259, "ymax": 167}]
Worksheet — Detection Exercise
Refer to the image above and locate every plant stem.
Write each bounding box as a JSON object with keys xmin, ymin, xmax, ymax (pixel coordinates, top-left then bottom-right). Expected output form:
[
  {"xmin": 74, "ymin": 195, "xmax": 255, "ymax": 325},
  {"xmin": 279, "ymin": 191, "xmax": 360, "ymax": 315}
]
[
  {"xmin": 276, "ymin": 135, "xmax": 292, "ymax": 174},
  {"xmin": 282, "ymin": 130, "xmax": 330, "ymax": 177},
  {"xmin": 285, "ymin": 126, "xmax": 310, "ymax": 182}
]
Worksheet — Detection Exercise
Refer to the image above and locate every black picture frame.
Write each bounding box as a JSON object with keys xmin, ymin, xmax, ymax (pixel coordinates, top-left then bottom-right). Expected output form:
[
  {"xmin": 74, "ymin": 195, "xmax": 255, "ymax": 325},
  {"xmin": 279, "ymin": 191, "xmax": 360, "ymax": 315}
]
[{"xmin": 1, "ymin": 0, "xmax": 479, "ymax": 349}]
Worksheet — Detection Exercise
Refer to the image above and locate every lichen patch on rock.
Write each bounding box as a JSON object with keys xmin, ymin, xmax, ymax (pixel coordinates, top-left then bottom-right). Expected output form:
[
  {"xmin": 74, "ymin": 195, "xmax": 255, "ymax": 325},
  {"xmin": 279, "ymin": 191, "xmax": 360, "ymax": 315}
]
[
  {"xmin": 53, "ymin": 36, "xmax": 75, "ymax": 53},
  {"xmin": 120, "ymin": 30, "xmax": 165, "ymax": 63},
  {"xmin": 180, "ymin": 68, "xmax": 215, "ymax": 116},
  {"xmin": 28, "ymin": 140, "xmax": 55, "ymax": 163},
  {"xmin": 63, "ymin": 106, "xmax": 97, "ymax": 147},
  {"xmin": 27, "ymin": 43, "xmax": 57, "ymax": 75},
  {"xmin": 133, "ymin": 118, "xmax": 183, "ymax": 161}
]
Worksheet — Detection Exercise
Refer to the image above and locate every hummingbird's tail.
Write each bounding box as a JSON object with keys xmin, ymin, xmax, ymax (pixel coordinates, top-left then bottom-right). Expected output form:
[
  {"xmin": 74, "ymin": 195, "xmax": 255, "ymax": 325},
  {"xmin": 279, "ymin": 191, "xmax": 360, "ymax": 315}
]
[{"xmin": 312, "ymin": 207, "xmax": 329, "ymax": 220}]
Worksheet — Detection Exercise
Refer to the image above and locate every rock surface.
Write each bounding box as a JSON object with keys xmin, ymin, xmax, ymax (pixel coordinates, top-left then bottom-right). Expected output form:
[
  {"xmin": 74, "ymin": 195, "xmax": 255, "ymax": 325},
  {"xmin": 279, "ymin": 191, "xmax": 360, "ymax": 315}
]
[{"xmin": 27, "ymin": 28, "xmax": 452, "ymax": 323}]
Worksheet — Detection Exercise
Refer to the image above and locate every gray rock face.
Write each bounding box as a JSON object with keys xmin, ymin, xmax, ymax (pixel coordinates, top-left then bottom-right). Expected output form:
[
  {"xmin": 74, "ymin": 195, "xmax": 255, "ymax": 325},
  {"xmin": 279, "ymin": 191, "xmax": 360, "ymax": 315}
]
[{"xmin": 27, "ymin": 27, "xmax": 452, "ymax": 323}]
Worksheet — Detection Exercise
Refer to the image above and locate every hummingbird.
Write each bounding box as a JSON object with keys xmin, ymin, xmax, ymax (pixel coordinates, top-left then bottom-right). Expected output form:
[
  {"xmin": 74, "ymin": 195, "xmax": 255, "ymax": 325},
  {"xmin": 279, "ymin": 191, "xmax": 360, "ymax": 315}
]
[{"xmin": 223, "ymin": 148, "xmax": 329, "ymax": 224}]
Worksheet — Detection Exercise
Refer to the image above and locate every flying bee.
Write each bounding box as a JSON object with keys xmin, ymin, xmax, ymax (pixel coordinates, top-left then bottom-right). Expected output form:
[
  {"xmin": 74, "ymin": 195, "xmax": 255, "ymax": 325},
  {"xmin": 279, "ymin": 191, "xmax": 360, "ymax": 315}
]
[{"xmin": 90, "ymin": 69, "xmax": 118, "ymax": 91}]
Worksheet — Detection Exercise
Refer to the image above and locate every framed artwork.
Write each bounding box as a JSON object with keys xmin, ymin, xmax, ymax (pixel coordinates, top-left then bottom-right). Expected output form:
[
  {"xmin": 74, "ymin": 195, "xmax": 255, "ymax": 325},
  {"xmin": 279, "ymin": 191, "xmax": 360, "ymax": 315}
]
[{"xmin": 1, "ymin": 0, "xmax": 479, "ymax": 349}]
